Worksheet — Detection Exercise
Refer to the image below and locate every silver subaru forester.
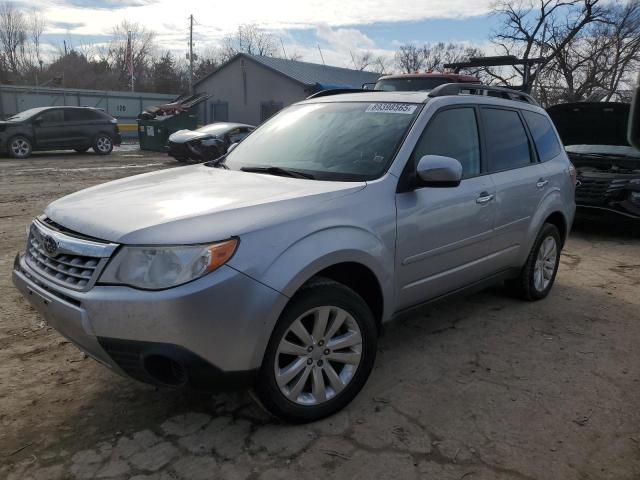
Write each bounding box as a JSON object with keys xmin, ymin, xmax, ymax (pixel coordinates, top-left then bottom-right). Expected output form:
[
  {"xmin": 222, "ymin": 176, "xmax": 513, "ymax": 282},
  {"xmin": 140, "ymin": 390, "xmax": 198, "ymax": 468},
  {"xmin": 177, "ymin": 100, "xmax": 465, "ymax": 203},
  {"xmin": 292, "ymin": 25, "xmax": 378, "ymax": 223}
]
[{"xmin": 13, "ymin": 85, "xmax": 576, "ymax": 422}]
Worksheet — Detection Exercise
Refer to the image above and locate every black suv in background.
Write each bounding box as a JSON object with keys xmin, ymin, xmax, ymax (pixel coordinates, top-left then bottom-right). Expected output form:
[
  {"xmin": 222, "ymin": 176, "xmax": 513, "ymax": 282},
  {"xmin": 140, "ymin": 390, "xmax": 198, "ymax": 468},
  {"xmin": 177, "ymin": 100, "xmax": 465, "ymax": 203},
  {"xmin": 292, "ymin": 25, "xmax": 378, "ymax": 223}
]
[
  {"xmin": 548, "ymin": 102, "xmax": 640, "ymax": 219},
  {"xmin": 0, "ymin": 106, "xmax": 121, "ymax": 159}
]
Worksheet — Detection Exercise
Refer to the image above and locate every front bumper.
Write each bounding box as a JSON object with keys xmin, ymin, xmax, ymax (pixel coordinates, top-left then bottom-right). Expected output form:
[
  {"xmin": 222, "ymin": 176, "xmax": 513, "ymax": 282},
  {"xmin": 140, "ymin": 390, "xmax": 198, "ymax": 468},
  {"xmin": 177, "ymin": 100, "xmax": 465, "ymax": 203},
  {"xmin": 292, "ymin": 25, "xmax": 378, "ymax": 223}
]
[{"xmin": 12, "ymin": 254, "xmax": 288, "ymax": 391}]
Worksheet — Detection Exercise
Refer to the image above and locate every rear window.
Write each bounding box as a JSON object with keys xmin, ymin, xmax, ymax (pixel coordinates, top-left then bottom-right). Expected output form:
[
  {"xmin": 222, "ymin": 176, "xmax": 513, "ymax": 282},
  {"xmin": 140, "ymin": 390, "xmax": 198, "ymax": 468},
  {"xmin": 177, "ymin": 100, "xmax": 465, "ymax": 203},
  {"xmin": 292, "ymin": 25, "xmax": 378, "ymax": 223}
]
[
  {"xmin": 522, "ymin": 110, "xmax": 562, "ymax": 161},
  {"xmin": 375, "ymin": 77, "xmax": 450, "ymax": 92},
  {"xmin": 481, "ymin": 108, "xmax": 532, "ymax": 172}
]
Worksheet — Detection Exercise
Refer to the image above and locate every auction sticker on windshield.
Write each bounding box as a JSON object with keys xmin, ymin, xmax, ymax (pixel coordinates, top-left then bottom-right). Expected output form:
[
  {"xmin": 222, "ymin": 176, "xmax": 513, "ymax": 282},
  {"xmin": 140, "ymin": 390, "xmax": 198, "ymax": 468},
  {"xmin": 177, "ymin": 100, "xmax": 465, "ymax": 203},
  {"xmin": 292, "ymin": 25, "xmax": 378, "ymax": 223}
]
[{"xmin": 365, "ymin": 103, "xmax": 417, "ymax": 114}]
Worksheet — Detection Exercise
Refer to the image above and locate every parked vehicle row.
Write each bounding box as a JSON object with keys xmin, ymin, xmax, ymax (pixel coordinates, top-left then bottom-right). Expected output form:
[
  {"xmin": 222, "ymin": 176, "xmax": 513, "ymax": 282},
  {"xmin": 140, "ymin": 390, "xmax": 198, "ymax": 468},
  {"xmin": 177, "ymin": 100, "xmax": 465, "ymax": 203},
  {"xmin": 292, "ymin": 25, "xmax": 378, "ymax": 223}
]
[
  {"xmin": 12, "ymin": 84, "xmax": 576, "ymax": 422},
  {"xmin": 0, "ymin": 106, "xmax": 121, "ymax": 158}
]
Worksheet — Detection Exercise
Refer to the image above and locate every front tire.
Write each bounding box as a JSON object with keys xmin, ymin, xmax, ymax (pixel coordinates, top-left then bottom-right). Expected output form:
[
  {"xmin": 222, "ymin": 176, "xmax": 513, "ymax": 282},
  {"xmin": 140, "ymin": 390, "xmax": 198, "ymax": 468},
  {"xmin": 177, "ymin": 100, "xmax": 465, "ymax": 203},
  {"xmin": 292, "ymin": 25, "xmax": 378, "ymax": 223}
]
[
  {"xmin": 8, "ymin": 136, "xmax": 32, "ymax": 159},
  {"xmin": 93, "ymin": 134, "xmax": 113, "ymax": 155},
  {"xmin": 255, "ymin": 278, "xmax": 377, "ymax": 423},
  {"xmin": 507, "ymin": 223, "xmax": 561, "ymax": 301}
]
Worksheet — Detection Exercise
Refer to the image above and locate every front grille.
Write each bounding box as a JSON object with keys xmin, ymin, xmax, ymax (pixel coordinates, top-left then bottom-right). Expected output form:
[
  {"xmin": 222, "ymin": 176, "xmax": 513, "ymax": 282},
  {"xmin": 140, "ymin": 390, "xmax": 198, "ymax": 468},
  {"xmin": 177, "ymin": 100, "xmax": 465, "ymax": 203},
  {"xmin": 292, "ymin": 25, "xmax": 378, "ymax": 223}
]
[
  {"xmin": 576, "ymin": 176, "xmax": 629, "ymax": 206},
  {"xmin": 24, "ymin": 220, "xmax": 118, "ymax": 292},
  {"xmin": 27, "ymin": 232, "xmax": 99, "ymax": 289}
]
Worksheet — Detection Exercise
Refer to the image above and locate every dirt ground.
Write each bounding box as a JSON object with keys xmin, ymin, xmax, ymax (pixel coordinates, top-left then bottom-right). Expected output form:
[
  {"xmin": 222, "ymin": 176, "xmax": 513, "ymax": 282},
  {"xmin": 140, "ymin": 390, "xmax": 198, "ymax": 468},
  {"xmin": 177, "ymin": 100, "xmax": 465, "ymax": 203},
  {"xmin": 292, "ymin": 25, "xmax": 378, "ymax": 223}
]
[{"xmin": 1, "ymin": 147, "xmax": 639, "ymax": 480}]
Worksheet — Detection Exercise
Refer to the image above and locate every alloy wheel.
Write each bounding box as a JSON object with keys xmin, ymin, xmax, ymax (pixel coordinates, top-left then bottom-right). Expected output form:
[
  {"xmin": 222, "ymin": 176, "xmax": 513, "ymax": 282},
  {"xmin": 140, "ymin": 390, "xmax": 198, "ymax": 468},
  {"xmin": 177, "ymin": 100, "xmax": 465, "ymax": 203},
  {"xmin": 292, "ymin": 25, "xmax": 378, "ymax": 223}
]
[
  {"xmin": 96, "ymin": 136, "xmax": 112, "ymax": 153},
  {"xmin": 534, "ymin": 236, "xmax": 557, "ymax": 292},
  {"xmin": 11, "ymin": 139, "xmax": 30, "ymax": 157},
  {"xmin": 274, "ymin": 306, "xmax": 363, "ymax": 406}
]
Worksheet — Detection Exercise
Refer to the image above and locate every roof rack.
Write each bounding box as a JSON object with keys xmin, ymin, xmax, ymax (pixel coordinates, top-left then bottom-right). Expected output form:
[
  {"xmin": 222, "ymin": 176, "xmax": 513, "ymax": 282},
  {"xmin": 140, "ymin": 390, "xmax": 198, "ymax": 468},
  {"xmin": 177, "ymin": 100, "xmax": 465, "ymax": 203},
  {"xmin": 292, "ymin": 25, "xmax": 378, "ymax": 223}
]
[
  {"xmin": 306, "ymin": 88, "xmax": 369, "ymax": 99},
  {"xmin": 428, "ymin": 83, "xmax": 538, "ymax": 106}
]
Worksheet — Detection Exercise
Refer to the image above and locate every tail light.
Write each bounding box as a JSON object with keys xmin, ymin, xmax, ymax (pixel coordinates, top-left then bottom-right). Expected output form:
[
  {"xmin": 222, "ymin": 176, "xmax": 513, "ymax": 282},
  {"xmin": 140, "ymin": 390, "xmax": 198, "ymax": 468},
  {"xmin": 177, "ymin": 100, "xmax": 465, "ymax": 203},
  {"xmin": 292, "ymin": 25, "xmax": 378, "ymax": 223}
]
[{"xmin": 568, "ymin": 163, "xmax": 577, "ymax": 186}]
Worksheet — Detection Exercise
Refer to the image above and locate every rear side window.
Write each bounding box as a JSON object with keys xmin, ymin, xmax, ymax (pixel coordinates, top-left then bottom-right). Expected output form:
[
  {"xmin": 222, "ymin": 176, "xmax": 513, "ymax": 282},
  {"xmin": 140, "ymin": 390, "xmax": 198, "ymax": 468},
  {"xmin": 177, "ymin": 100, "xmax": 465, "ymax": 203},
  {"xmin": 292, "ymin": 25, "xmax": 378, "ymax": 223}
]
[
  {"xmin": 65, "ymin": 109, "xmax": 90, "ymax": 122},
  {"xmin": 412, "ymin": 107, "xmax": 480, "ymax": 178},
  {"xmin": 40, "ymin": 109, "xmax": 64, "ymax": 123},
  {"xmin": 65, "ymin": 109, "xmax": 105, "ymax": 121},
  {"xmin": 481, "ymin": 108, "xmax": 532, "ymax": 172},
  {"xmin": 522, "ymin": 110, "xmax": 562, "ymax": 161}
]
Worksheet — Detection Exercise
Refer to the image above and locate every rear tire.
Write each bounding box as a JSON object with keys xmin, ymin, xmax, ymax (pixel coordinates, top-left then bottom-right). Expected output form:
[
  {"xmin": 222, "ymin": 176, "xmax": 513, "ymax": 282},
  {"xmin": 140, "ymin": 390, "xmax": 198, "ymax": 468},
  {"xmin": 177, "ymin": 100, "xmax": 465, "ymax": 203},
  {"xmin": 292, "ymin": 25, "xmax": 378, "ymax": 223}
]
[
  {"xmin": 255, "ymin": 277, "xmax": 377, "ymax": 423},
  {"xmin": 506, "ymin": 223, "xmax": 561, "ymax": 301},
  {"xmin": 93, "ymin": 134, "xmax": 113, "ymax": 155},
  {"xmin": 7, "ymin": 136, "xmax": 32, "ymax": 159}
]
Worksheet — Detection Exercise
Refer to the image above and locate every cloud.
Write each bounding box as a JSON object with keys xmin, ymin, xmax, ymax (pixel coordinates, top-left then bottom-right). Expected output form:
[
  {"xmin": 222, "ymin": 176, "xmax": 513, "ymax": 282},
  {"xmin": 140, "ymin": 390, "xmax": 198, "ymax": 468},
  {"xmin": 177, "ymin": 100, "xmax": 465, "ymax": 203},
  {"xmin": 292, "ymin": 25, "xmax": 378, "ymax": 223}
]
[
  {"xmin": 56, "ymin": 0, "xmax": 150, "ymax": 9},
  {"xmin": 316, "ymin": 24, "xmax": 375, "ymax": 50},
  {"xmin": 50, "ymin": 21, "xmax": 86, "ymax": 31}
]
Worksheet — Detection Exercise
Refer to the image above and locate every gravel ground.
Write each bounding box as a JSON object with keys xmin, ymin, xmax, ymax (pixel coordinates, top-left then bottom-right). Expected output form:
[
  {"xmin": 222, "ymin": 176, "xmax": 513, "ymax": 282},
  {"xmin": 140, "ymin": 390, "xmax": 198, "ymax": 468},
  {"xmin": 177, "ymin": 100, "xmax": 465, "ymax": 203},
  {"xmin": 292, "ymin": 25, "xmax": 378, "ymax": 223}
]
[{"xmin": 1, "ymin": 148, "xmax": 639, "ymax": 480}]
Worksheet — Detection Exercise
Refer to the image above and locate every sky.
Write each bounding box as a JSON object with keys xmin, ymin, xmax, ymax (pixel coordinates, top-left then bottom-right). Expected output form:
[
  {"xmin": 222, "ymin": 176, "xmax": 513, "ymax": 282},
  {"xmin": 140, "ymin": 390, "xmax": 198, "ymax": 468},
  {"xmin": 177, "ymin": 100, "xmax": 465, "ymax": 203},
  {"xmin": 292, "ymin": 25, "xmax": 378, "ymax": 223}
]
[{"xmin": 31, "ymin": 0, "xmax": 500, "ymax": 69}]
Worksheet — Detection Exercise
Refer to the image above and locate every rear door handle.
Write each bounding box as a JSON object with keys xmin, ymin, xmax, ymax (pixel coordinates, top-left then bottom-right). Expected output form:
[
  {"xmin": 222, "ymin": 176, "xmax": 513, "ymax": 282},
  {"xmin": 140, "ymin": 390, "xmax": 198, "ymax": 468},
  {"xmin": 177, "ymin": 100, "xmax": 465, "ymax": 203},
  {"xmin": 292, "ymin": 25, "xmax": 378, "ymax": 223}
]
[
  {"xmin": 536, "ymin": 178, "xmax": 549, "ymax": 188},
  {"xmin": 476, "ymin": 192, "xmax": 495, "ymax": 205}
]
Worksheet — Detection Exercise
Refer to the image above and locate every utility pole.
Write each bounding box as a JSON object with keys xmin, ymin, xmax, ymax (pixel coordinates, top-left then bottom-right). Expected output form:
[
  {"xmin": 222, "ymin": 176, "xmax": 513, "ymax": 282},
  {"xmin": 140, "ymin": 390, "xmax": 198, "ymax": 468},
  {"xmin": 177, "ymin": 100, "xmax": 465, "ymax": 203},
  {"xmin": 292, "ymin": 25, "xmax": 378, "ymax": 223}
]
[{"xmin": 188, "ymin": 14, "xmax": 194, "ymax": 95}]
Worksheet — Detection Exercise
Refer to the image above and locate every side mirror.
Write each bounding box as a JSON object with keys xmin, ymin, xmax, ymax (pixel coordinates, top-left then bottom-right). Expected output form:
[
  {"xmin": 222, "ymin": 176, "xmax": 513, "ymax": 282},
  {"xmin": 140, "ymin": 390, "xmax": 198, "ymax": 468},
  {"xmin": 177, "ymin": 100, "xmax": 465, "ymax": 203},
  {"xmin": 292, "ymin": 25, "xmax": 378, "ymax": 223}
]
[
  {"xmin": 33, "ymin": 117, "xmax": 43, "ymax": 125},
  {"xmin": 227, "ymin": 142, "xmax": 239, "ymax": 154},
  {"xmin": 415, "ymin": 155, "xmax": 463, "ymax": 188},
  {"xmin": 628, "ymin": 73, "xmax": 640, "ymax": 150}
]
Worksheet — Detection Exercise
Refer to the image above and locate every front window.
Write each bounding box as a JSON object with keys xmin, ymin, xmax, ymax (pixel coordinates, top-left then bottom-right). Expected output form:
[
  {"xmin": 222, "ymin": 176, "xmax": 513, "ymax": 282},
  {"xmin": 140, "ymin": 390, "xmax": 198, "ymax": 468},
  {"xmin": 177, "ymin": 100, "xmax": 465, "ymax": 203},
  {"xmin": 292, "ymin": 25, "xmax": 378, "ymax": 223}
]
[
  {"xmin": 221, "ymin": 102, "xmax": 421, "ymax": 181},
  {"xmin": 6, "ymin": 108, "xmax": 45, "ymax": 122}
]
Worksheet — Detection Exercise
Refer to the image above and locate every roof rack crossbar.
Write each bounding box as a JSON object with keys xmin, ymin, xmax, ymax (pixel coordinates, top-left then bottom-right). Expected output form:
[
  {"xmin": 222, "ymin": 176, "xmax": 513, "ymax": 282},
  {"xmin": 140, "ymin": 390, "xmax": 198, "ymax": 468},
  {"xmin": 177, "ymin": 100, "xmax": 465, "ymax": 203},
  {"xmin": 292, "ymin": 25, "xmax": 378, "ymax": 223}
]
[
  {"xmin": 306, "ymin": 88, "xmax": 372, "ymax": 99},
  {"xmin": 428, "ymin": 83, "xmax": 538, "ymax": 106}
]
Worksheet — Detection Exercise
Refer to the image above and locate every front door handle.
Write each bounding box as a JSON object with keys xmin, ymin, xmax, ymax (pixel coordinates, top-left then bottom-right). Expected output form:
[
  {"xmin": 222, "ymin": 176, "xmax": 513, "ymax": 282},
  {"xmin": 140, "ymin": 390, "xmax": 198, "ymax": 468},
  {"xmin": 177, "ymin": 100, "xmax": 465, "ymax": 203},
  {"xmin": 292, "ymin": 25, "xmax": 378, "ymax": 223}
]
[
  {"xmin": 476, "ymin": 192, "xmax": 495, "ymax": 205},
  {"xmin": 536, "ymin": 178, "xmax": 549, "ymax": 188}
]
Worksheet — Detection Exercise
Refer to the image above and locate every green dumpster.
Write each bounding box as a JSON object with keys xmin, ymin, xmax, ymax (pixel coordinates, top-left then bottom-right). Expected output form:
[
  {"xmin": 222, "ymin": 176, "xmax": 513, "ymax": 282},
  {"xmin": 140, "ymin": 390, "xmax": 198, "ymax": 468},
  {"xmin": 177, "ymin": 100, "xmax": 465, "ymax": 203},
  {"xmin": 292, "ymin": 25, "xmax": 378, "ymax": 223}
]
[
  {"xmin": 137, "ymin": 113, "xmax": 198, "ymax": 152},
  {"xmin": 137, "ymin": 93, "xmax": 210, "ymax": 152}
]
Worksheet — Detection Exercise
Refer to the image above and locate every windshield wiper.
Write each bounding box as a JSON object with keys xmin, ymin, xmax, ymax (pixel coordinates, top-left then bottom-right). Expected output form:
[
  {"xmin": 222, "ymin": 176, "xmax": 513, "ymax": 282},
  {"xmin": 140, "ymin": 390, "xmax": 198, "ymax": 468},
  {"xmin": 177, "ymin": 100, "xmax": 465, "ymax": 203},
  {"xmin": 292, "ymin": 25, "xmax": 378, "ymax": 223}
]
[
  {"xmin": 204, "ymin": 155, "xmax": 229, "ymax": 169},
  {"xmin": 240, "ymin": 166, "xmax": 314, "ymax": 179}
]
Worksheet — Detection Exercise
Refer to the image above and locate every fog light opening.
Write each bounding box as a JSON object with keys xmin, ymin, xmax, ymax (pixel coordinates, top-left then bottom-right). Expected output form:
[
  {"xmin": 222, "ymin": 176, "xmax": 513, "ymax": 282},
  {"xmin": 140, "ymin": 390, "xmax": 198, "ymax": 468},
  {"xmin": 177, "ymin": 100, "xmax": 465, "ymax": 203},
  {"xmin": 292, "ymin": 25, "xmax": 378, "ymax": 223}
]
[{"xmin": 143, "ymin": 354, "xmax": 187, "ymax": 386}]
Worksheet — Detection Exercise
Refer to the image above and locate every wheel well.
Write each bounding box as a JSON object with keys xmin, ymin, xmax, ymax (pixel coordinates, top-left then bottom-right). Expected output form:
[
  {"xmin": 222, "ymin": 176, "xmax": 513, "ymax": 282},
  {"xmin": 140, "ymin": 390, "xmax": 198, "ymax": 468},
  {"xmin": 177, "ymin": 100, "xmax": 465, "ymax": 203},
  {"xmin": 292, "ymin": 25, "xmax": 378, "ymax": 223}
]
[
  {"xmin": 544, "ymin": 211, "xmax": 567, "ymax": 247},
  {"xmin": 308, "ymin": 262, "xmax": 384, "ymax": 329}
]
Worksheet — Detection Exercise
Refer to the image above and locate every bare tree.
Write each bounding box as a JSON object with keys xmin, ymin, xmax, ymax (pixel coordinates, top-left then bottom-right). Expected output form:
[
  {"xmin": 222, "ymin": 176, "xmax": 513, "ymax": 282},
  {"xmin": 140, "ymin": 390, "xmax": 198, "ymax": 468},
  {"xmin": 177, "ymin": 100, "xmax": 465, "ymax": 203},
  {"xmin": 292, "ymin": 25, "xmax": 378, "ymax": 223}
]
[
  {"xmin": 487, "ymin": 0, "xmax": 606, "ymax": 89},
  {"xmin": 394, "ymin": 44, "xmax": 424, "ymax": 73},
  {"xmin": 542, "ymin": 1, "xmax": 640, "ymax": 103},
  {"xmin": 422, "ymin": 42, "xmax": 485, "ymax": 72},
  {"xmin": 0, "ymin": 2, "xmax": 27, "ymax": 74},
  {"xmin": 107, "ymin": 20, "xmax": 157, "ymax": 89},
  {"xmin": 27, "ymin": 10, "xmax": 44, "ymax": 69},
  {"xmin": 220, "ymin": 24, "xmax": 279, "ymax": 62},
  {"xmin": 351, "ymin": 50, "xmax": 373, "ymax": 70}
]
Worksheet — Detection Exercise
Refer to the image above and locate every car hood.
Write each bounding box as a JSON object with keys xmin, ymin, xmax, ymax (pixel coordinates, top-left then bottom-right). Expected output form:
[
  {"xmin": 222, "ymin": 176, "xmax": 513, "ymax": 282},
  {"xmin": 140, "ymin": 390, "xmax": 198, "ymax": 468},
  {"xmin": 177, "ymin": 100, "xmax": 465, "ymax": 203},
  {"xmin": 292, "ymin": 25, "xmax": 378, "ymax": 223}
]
[
  {"xmin": 168, "ymin": 129, "xmax": 213, "ymax": 143},
  {"xmin": 547, "ymin": 102, "xmax": 630, "ymax": 147},
  {"xmin": 45, "ymin": 165, "xmax": 366, "ymax": 244}
]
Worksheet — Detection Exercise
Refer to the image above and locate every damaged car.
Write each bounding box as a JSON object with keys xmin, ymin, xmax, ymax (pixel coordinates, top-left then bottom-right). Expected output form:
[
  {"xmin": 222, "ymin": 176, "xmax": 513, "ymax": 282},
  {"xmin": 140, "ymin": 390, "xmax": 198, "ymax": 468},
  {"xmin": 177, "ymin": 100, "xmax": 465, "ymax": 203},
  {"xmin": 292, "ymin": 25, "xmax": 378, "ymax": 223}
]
[
  {"xmin": 167, "ymin": 122, "xmax": 255, "ymax": 163},
  {"xmin": 548, "ymin": 102, "xmax": 640, "ymax": 219}
]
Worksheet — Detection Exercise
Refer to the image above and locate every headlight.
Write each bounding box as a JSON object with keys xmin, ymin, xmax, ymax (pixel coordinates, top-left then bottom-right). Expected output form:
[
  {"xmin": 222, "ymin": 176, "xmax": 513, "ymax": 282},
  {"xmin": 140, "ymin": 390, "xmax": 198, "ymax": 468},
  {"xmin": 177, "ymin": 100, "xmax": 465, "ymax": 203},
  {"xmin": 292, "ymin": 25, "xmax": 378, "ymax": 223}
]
[{"xmin": 99, "ymin": 239, "xmax": 238, "ymax": 290}]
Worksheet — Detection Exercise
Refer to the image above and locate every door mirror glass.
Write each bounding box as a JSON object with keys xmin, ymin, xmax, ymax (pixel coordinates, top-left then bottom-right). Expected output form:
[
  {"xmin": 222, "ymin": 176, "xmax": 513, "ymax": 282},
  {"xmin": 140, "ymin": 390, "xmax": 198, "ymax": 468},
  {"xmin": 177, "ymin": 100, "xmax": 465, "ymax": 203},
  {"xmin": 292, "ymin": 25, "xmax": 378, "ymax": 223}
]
[
  {"xmin": 416, "ymin": 155, "xmax": 463, "ymax": 187},
  {"xmin": 629, "ymin": 73, "xmax": 640, "ymax": 150},
  {"xmin": 227, "ymin": 142, "xmax": 239, "ymax": 154}
]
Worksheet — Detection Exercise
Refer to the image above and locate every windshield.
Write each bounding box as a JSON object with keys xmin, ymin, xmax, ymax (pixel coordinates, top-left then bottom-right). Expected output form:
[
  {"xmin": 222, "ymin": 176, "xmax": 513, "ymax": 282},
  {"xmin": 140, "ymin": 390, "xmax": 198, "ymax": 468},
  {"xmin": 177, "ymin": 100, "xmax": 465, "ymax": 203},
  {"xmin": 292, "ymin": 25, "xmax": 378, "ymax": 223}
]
[
  {"xmin": 6, "ymin": 108, "xmax": 45, "ymax": 122},
  {"xmin": 221, "ymin": 102, "xmax": 421, "ymax": 181},
  {"xmin": 375, "ymin": 77, "xmax": 450, "ymax": 92},
  {"xmin": 195, "ymin": 123, "xmax": 234, "ymax": 135}
]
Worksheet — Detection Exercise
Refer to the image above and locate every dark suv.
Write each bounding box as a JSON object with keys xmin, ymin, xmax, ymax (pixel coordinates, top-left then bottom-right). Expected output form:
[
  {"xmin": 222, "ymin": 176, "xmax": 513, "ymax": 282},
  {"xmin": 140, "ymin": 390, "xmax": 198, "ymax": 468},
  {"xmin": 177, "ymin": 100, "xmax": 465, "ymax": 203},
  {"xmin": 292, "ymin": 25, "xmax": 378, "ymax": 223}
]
[{"xmin": 0, "ymin": 106, "xmax": 121, "ymax": 159}]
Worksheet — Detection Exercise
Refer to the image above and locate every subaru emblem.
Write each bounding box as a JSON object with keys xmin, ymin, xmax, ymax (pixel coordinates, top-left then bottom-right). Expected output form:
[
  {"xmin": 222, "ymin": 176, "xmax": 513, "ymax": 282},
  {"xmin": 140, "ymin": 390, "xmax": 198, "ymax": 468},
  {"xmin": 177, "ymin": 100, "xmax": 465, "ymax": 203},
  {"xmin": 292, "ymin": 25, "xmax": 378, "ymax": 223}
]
[{"xmin": 43, "ymin": 235, "xmax": 58, "ymax": 255}]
